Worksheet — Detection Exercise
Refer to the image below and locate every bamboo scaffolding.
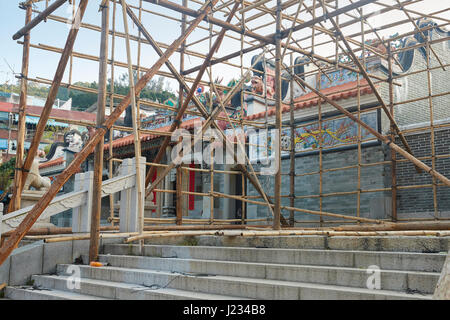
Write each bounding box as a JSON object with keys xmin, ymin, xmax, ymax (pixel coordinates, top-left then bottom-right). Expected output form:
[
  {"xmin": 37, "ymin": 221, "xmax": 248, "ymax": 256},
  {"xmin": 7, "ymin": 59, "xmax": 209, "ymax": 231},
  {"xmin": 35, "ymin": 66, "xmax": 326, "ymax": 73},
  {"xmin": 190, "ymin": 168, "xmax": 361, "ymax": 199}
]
[
  {"xmin": 3, "ymin": 0, "xmax": 450, "ymax": 264},
  {"xmin": 0, "ymin": 0, "xmax": 218, "ymax": 266}
]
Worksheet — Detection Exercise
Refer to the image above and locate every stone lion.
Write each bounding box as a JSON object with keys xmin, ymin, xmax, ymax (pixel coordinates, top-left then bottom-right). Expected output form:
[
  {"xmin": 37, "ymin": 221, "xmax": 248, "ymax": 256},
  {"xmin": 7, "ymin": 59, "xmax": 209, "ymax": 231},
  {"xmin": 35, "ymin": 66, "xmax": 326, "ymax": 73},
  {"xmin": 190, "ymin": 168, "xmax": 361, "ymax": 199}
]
[{"xmin": 24, "ymin": 150, "xmax": 51, "ymax": 192}]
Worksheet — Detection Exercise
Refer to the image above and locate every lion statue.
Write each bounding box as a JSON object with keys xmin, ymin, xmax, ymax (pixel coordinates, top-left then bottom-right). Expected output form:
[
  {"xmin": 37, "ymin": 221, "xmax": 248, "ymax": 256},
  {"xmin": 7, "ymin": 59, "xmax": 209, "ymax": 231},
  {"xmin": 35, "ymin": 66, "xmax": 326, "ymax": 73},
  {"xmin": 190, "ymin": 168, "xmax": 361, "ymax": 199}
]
[{"xmin": 24, "ymin": 150, "xmax": 51, "ymax": 192}]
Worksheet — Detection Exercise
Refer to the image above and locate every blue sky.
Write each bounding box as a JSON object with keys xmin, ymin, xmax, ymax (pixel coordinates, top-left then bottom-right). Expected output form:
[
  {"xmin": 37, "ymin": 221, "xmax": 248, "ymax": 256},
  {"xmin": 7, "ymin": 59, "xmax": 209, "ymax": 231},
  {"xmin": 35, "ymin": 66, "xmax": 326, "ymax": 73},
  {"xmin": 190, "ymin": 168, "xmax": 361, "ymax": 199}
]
[{"xmin": 0, "ymin": 1, "xmax": 447, "ymax": 90}]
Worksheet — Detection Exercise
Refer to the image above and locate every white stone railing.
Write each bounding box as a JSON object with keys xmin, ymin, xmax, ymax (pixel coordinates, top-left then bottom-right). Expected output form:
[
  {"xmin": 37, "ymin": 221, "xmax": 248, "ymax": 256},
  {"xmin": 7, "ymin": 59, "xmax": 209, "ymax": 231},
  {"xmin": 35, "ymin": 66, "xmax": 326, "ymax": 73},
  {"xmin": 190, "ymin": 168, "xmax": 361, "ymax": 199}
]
[{"xmin": 0, "ymin": 157, "xmax": 145, "ymax": 238}]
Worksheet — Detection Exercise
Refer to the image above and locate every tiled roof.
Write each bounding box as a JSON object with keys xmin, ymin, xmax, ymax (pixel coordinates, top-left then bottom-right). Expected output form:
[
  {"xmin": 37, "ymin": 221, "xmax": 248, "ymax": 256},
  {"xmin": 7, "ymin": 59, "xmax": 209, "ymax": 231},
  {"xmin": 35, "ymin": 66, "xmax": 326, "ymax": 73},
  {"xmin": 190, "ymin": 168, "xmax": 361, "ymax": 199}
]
[
  {"xmin": 102, "ymin": 81, "xmax": 373, "ymax": 151},
  {"xmin": 245, "ymin": 80, "xmax": 373, "ymax": 121},
  {"xmin": 0, "ymin": 102, "xmax": 96, "ymax": 122},
  {"xmin": 103, "ymin": 117, "xmax": 200, "ymax": 151}
]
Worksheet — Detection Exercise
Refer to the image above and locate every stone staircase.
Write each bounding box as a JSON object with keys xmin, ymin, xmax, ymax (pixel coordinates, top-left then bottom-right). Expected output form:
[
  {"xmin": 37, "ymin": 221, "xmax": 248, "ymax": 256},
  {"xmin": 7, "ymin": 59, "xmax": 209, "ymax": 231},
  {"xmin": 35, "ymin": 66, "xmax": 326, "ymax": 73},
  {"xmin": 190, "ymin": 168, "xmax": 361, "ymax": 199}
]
[{"xmin": 4, "ymin": 239, "xmax": 446, "ymax": 300}]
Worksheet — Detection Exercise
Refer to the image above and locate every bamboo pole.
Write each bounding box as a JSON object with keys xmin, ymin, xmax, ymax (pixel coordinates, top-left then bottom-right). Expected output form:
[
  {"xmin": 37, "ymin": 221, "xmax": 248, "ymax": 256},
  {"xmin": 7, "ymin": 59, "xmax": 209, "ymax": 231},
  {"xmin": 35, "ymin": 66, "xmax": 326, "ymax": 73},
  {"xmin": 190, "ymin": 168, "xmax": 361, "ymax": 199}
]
[
  {"xmin": 11, "ymin": 4, "xmax": 32, "ymax": 212},
  {"xmin": 89, "ymin": 0, "xmax": 109, "ymax": 263},
  {"xmin": 218, "ymin": 230, "xmax": 450, "ymax": 237},
  {"xmin": 387, "ymin": 42, "xmax": 397, "ymax": 222},
  {"xmin": 425, "ymin": 41, "xmax": 439, "ymax": 219},
  {"xmin": 334, "ymin": 221, "xmax": 450, "ymax": 232},
  {"xmin": 119, "ymin": 0, "xmax": 145, "ymax": 254},
  {"xmin": 0, "ymin": 0, "xmax": 219, "ymax": 266},
  {"xmin": 273, "ymin": 0, "xmax": 282, "ymax": 231},
  {"xmin": 108, "ymin": 0, "xmax": 117, "ymax": 226},
  {"xmin": 289, "ymin": 53, "xmax": 295, "ymax": 226},
  {"xmin": 357, "ymin": 9, "xmax": 363, "ymax": 223},
  {"xmin": 125, "ymin": 230, "xmax": 220, "ymax": 242}
]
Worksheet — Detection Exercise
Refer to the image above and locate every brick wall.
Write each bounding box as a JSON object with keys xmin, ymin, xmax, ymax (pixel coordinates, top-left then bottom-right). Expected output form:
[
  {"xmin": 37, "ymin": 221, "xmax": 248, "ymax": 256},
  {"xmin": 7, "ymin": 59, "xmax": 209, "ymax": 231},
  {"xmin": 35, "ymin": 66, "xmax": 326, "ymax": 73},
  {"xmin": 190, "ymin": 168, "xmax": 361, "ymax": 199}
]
[
  {"xmin": 246, "ymin": 144, "xmax": 393, "ymax": 223},
  {"xmin": 394, "ymin": 128, "xmax": 450, "ymax": 219}
]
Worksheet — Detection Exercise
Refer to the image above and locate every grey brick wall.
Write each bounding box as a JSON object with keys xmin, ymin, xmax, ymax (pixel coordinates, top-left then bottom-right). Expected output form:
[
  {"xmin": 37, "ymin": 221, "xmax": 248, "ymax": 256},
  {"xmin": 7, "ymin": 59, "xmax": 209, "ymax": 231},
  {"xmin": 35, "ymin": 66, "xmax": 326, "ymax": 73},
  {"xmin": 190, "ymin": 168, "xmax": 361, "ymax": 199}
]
[
  {"xmin": 394, "ymin": 129, "xmax": 450, "ymax": 219},
  {"xmin": 246, "ymin": 144, "xmax": 392, "ymax": 223}
]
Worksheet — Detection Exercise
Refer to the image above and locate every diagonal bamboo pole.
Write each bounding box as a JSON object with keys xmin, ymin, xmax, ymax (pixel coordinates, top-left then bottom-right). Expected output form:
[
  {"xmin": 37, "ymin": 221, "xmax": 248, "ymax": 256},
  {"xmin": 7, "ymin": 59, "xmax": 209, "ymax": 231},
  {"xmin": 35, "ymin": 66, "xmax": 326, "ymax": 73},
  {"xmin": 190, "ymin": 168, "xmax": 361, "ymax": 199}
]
[
  {"xmin": 8, "ymin": 0, "xmax": 89, "ymax": 213},
  {"xmin": 12, "ymin": 0, "xmax": 68, "ymax": 40},
  {"xmin": 0, "ymin": 0, "xmax": 218, "ymax": 266},
  {"xmin": 319, "ymin": 0, "xmax": 421, "ymax": 173}
]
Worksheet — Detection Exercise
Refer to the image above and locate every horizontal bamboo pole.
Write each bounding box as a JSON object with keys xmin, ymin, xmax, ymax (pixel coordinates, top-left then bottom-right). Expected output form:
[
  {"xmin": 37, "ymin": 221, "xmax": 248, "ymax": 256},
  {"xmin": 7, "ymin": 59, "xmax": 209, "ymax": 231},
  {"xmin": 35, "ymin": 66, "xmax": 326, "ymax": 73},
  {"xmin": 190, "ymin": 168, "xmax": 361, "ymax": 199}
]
[
  {"xmin": 217, "ymin": 230, "xmax": 450, "ymax": 237},
  {"xmin": 125, "ymin": 230, "xmax": 221, "ymax": 242},
  {"xmin": 213, "ymin": 191, "xmax": 392, "ymax": 225},
  {"xmin": 333, "ymin": 221, "xmax": 450, "ymax": 232},
  {"xmin": 44, "ymin": 232, "xmax": 141, "ymax": 243},
  {"xmin": 125, "ymin": 229, "xmax": 450, "ymax": 243}
]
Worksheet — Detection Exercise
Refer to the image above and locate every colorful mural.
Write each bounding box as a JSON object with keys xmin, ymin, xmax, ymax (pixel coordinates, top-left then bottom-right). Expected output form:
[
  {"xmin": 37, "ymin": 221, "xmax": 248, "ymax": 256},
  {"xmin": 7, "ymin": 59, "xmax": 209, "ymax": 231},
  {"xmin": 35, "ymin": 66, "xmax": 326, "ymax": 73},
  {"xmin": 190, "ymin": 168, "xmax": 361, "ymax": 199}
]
[{"xmin": 250, "ymin": 111, "xmax": 378, "ymax": 161}]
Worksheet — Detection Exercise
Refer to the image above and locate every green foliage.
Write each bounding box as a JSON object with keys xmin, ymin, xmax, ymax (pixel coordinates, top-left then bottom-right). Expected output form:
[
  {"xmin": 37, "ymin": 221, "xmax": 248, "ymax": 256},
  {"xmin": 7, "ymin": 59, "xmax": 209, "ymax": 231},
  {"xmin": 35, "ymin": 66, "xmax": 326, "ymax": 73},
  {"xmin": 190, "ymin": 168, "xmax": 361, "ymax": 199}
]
[
  {"xmin": 0, "ymin": 157, "xmax": 15, "ymax": 192},
  {"xmin": 0, "ymin": 73, "xmax": 176, "ymax": 112},
  {"xmin": 179, "ymin": 236, "xmax": 199, "ymax": 246},
  {"xmin": 43, "ymin": 144, "xmax": 51, "ymax": 155}
]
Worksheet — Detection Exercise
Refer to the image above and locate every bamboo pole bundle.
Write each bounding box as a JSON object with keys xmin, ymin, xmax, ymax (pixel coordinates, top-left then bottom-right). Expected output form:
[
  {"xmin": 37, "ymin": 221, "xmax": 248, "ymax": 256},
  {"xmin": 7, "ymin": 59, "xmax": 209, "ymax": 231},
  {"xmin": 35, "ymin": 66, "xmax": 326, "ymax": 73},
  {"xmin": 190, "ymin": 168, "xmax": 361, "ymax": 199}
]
[
  {"xmin": 218, "ymin": 230, "xmax": 450, "ymax": 237},
  {"xmin": 124, "ymin": 229, "xmax": 450, "ymax": 243},
  {"xmin": 333, "ymin": 221, "xmax": 450, "ymax": 232}
]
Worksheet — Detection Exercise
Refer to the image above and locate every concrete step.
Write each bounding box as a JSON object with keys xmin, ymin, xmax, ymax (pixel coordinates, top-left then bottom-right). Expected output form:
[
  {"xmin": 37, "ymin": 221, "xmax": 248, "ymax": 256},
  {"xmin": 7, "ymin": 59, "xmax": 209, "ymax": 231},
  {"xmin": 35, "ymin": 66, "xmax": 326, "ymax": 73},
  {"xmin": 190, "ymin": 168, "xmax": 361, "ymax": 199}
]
[
  {"xmin": 31, "ymin": 274, "xmax": 249, "ymax": 300},
  {"xmin": 5, "ymin": 286, "xmax": 108, "ymax": 300},
  {"xmin": 56, "ymin": 264, "xmax": 433, "ymax": 300},
  {"xmin": 98, "ymin": 254, "xmax": 439, "ymax": 293},
  {"xmin": 132, "ymin": 235, "xmax": 450, "ymax": 253},
  {"xmin": 103, "ymin": 244, "xmax": 447, "ymax": 273}
]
